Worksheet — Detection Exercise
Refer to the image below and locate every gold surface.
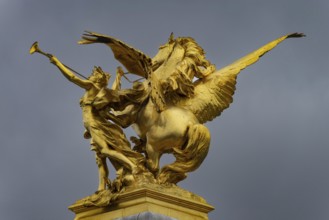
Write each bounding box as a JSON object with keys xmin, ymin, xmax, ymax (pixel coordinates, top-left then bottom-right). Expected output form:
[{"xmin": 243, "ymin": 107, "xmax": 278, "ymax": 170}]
[
  {"xmin": 30, "ymin": 32, "xmax": 304, "ymax": 212},
  {"xmin": 70, "ymin": 187, "xmax": 214, "ymax": 220}
]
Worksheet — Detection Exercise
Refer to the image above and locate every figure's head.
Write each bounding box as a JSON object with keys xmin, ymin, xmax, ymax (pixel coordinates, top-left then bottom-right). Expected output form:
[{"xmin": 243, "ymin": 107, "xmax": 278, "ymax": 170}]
[
  {"xmin": 152, "ymin": 33, "xmax": 177, "ymax": 67},
  {"xmin": 153, "ymin": 33, "xmax": 215, "ymax": 78},
  {"xmin": 89, "ymin": 66, "xmax": 111, "ymax": 86}
]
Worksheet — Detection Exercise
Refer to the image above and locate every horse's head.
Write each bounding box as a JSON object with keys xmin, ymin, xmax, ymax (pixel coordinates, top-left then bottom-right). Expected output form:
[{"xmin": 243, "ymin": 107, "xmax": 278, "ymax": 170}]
[
  {"xmin": 149, "ymin": 34, "xmax": 215, "ymax": 111},
  {"xmin": 152, "ymin": 33, "xmax": 185, "ymax": 72},
  {"xmin": 152, "ymin": 33, "xmax": 214, "ymax": 79}
]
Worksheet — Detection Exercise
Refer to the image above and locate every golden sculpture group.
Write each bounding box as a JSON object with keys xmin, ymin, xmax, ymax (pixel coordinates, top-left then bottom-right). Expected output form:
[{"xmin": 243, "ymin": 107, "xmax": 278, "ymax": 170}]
[{"xmin": 30, "ymin": 32, "xmax": 304, "ymax": 209}]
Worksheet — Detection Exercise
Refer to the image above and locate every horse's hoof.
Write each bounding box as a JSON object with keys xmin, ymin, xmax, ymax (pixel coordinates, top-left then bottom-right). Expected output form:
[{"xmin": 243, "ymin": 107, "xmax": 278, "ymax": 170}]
[
  {"xmin": 123, "ymin": 174, "xmax": 135, "ymax": 186},
  {"xmin": 146, "ymin": 160, "xmax": 159, "ymax": 174}
]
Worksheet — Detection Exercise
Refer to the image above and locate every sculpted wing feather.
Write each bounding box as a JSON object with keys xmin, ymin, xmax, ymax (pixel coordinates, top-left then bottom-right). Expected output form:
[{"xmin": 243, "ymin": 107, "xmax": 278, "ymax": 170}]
[
  {"xmin": 177, "ymin": 33, "xmax": 305, "ymax": 124},
  {"xmin": 78, "ymin": 31, "xmax": 152, "ymax": 78}
]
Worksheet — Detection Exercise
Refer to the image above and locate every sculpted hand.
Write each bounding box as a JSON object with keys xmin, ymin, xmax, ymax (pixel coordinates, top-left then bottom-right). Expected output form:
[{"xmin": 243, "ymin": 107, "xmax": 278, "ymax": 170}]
[
  {"xmin": 49, "ymin": 55, "xmax": 59, "ymax": 65},
  {"xmin": 116, "ymin": 66, "xmax": 125, "ymax": 76}
]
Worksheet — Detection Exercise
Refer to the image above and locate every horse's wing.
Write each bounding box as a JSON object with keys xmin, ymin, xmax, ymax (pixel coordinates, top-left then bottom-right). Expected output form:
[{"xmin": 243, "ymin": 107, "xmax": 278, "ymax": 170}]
[
  {"xmin": 177, "ymin": 33, "xmax": 305, "ymax": 124},
  {"xmin": 78, "ymin": 31, "xmax": 152, "ymax": 78}
]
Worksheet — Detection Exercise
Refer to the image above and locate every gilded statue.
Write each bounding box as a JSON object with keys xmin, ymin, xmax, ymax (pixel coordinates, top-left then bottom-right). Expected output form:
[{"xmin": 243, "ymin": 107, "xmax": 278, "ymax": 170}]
[{"xmin": 30, "ymin": 31, "xmax": 304, "ymax": 206}]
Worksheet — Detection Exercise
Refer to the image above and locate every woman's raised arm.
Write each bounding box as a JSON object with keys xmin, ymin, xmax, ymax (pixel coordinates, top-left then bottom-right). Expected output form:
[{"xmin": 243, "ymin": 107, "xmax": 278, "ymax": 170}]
[
  {"xmin": 50, "ymin": 56, "xmax": 92, "ymax": 90},
  {"xmin": 111, "ymin": 66, "xmax": 124, "ymax": 90}
]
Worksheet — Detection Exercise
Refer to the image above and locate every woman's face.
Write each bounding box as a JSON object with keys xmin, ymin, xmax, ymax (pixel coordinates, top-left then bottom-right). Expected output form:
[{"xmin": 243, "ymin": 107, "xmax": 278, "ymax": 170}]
[
  {"xmin": 89, "ymin": 70, "xmax": 109, "ymax": 86},
  {"xmin": 88, "ymin": 71, "xmax": 99, "ymax": 82}
]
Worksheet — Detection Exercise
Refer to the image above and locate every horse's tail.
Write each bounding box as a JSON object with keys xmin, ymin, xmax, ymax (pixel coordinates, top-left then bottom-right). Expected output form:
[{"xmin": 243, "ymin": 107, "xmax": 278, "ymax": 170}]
[{"xmin": 158, "ymin": 124, "xmax": 211, "ymax": 184}]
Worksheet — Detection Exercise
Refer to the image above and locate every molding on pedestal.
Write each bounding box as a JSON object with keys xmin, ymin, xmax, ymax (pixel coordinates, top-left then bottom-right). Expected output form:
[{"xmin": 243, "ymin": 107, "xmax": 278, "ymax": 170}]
[{"xmin": 69, "ymin": 187, "xmax": 214, "ymax": 220}]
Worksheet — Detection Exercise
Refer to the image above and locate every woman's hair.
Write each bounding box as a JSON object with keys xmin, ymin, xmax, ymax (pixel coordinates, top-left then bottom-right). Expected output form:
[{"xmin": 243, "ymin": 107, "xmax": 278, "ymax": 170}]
[{"xmin": 91, "ymin": 66, "xmax": 111, "ymax": 86}]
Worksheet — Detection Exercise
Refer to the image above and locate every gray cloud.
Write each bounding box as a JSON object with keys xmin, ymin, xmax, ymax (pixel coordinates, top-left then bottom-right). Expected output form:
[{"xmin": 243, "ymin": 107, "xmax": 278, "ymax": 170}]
[{"xmin": 0, "ymin": 1, "xmax": 328, "ymax": 220}]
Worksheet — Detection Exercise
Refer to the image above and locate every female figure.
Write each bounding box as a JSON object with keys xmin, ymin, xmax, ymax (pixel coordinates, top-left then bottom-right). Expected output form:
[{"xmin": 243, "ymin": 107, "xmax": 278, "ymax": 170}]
[{"xmin": 49, "ymin": 56, "xmax": 142, "ymax": 191}]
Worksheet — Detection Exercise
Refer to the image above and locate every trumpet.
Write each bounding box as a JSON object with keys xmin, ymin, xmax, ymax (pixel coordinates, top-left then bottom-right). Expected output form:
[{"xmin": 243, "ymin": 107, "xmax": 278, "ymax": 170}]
[
  {"xmin": 30, "ymin": 41, "xmax": 88, "ymax": 79},
  {"xmin": 29, "ymin": 41, "xmax": 52, "ymax": 58}
]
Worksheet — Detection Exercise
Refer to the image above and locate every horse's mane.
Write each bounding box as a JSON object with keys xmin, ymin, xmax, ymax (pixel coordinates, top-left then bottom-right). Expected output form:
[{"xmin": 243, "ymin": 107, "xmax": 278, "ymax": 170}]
[
  {"xmin": 174, "ymin": 37, "xmax": 216, "ymax": 80},
  {"xmin": 149, "ymin": 36, "xmax": 217, "ymax": 110},
  {"xmin": 160, "ymin": 37, "xmax": 216, "ymax": 103}
]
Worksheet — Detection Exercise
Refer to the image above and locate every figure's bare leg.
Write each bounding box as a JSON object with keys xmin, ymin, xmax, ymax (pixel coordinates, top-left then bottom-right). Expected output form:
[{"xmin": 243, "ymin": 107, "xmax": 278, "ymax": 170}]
[
  {"xmin": 95, "ymin": 152, "xmax": 109, "ymax": 191},
  {"xmin": 103, "ymin": 148, "xmax": 137, "ymax": 171},
  {"xmin": 93, "ymin": 135, "xmax": 137, "ymax": 172}
]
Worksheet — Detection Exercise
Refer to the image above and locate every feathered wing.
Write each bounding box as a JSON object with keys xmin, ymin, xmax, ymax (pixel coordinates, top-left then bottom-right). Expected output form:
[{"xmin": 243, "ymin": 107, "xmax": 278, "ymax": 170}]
[
  {"xmin": 78, "ymin": 31, "xmax": 152, "ymax": 78},
  {"xmin": 177, "ymin": 33, "xmax": 305, "ymax": 124}
]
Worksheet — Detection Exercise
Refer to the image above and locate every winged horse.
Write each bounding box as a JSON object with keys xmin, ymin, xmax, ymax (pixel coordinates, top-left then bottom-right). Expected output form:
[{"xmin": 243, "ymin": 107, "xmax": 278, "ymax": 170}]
[{"xmin": 79, "ymin": 32, "xmax": 304, "ymax": 184}]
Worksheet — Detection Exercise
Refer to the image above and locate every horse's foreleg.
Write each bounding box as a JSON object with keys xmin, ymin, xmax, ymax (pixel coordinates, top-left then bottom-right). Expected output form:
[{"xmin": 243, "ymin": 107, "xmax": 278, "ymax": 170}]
[{"xmin": 145, "ymin": 143, "xmax": 160, "ymax": 175}]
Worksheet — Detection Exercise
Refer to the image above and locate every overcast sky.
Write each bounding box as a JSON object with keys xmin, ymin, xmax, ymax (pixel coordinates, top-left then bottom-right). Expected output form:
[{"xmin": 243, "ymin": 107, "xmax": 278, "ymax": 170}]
[{"xmin": 0, "ymin": 1, "xmax": 328, "ymax": 220}]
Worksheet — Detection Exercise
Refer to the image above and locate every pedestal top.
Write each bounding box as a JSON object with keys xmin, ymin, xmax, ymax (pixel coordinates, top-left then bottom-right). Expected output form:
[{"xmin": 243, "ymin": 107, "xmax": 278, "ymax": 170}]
[{"xmin": 69, "ymin": 187, "xmax": 214, "ymax": 220}]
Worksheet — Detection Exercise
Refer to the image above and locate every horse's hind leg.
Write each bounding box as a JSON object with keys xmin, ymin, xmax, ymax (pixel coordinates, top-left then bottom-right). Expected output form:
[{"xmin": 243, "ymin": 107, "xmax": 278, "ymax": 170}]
[
  {"xmin": 145, "ymin": 142, "xmax": 161, "ymax": 175},
  {"xmin": 158, "ymin": 124, "xmax": 211, "ymax": 184}
]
